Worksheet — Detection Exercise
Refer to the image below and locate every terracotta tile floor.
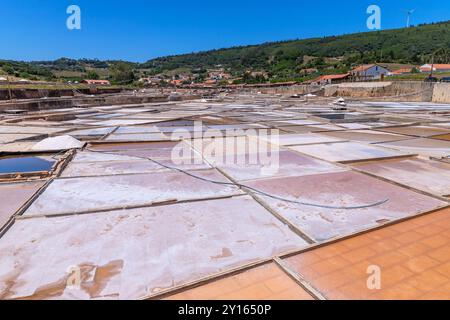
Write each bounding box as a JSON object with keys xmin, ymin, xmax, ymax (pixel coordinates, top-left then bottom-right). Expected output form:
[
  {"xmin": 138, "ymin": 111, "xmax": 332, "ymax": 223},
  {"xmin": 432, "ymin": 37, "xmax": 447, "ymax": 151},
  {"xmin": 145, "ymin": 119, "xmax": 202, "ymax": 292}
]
[
  {"xmin": 164, "ymin": 263, "xmax": 315, "ymax": 300},
  {"xmin": 283, "ymin": 207, "xmax": 450, "ymax": 300}
]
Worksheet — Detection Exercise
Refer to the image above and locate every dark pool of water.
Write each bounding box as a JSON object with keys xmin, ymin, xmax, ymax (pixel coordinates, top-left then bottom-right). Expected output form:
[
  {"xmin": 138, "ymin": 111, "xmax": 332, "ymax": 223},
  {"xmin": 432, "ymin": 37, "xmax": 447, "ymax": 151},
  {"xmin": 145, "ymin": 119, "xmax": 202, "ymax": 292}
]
[
  {"xmin": 316, "ymin": 113, "xmax": 349, "ymax": 120},
  {"xmin": 0, "ymin": 156, "xmax": 55, "ymax": 174}
]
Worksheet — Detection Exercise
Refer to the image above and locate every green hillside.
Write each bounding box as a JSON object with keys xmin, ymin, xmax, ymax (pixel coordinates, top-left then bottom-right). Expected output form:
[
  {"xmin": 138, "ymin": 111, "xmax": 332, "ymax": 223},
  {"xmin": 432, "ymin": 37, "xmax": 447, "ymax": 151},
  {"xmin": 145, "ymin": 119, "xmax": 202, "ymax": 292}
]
[
  {"xmin": 1, "ymin": 21, "xmax": 449, "ymax": 84},
  {"xmin": 0, "ymin": 58, "xmax": 137, "ymax": 84},
  {"xmin": 142, "ymin": 21, "xmax": 450, "ymax": 82}
]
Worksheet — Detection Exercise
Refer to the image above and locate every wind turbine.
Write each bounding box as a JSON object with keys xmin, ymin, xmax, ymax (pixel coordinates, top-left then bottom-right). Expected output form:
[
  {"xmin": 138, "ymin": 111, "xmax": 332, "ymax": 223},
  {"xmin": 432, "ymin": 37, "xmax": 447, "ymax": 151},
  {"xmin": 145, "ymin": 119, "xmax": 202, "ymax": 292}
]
[{"xmin": 406, "ymin": 9, "xmax": 415, "ymax": 28}]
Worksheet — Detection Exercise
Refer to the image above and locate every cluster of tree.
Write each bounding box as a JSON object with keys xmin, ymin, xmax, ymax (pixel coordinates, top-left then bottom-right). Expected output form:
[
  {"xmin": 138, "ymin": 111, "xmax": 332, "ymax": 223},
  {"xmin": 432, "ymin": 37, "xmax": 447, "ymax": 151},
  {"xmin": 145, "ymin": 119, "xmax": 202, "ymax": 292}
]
[
  {"xmin": 30, "ymin": 58, "xmax": 112, "ymax": 71},
  {"xmin": 109, "ymin": 61, "xmax": 136, "ymax": 85},
  {"xmin": 0, "ymin": 60, "xmax": 54, "ymax": 80},
  {"xmin": 233, "ymin": 72, "xmax": 267, "ymax": 85},
  {"xmin": 31, "ymin": 58, "xmax": 86, "ymax": 72}
]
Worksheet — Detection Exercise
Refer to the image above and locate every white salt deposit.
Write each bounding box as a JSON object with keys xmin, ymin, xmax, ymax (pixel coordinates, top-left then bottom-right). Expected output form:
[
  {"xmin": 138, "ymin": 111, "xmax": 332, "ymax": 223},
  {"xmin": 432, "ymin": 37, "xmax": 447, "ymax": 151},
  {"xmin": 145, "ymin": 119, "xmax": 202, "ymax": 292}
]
[{"xmin": 31, "ymin": 135, "xmax": 85, "ymax": 151}]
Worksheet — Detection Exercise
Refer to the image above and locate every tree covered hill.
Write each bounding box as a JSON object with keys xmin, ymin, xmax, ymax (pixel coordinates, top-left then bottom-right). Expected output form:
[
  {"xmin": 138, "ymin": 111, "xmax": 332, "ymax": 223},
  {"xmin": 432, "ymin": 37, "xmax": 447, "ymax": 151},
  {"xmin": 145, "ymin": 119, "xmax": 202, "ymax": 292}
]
[
  {"xmin": 142, "ymin": 21, "xmax": 450, "ymax": 81},
  {"xmin": 1, "ymin": 21, "xmax": 449, "ymax": 84}
]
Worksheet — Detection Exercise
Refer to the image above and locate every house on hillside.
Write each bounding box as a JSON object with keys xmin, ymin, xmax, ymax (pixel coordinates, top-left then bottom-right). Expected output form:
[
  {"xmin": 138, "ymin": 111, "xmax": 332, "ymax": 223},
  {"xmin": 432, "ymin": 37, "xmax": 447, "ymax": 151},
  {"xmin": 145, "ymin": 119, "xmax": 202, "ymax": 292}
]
[
  {"xmin": 300, "ymin": 68, "xmax": 318, "ymax": 76},
  {"xmin": 170, "ymin": 79, "xmax": 184, "ymax": 87},
  {"xmin": 139, "ymin": 77, "xmax": 163, "ymax": 86},
  {"xmin": 420, "ymin": 64, "xmax": 450, "ymax": 73},
  {"xmin": 83, "ymin": 79, "xmax": 111, "ymax": 86},
  {"xmin": 203, "ymin": 79, "xmax": 218, "ymax": 86},
  {"xmin": 208, "ymin": 70, "xmax": 231, "ymax": 81},
  {"xmin": 310, "ymin": 73, "xmax": 350, "ymax": 85},
  {"xmin": 249, "ymin": 71, "xmax": 268, "ymax": 79},
  {"xmin": 350, "ymin": 64, "xmax": 390, "ymax": 81}
]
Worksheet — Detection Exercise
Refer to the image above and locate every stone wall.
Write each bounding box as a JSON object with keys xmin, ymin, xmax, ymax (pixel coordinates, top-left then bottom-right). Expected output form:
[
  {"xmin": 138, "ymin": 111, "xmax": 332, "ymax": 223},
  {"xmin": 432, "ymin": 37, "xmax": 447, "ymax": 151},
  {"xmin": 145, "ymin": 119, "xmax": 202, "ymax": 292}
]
[
  {"xmin": 432, "ymin": 83, "xmax": 450, "ymax": 103},
  {"xmin": 0, "ymin": 93, "xmax": 201, "ymax": 112},
  {"xmin": 0, "ymin": 87, "xmax": 123, "ymax": 101},
  {"xmin": 324, "ymin": 82, "xmax": 436, "ymax": 102},
  {"xmin": 259, "ymin": 85, "xmax": 322, "ymax": 95},
  {"xmin": 258, "ymin": 81, "xmax": 449, "ymax": 103}
]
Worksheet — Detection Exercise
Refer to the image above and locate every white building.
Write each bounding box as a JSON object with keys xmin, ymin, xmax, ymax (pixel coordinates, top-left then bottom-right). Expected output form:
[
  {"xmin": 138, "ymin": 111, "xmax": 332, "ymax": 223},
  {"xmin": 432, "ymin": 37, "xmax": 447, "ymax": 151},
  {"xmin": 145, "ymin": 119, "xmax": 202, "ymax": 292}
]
[
  {"xmin": 420, "ymin": 64, "xmax": 450, "ymax": 73},
  {"xmin": 350, "ymin": 64, "xmax": 390, "ymax": 81}
]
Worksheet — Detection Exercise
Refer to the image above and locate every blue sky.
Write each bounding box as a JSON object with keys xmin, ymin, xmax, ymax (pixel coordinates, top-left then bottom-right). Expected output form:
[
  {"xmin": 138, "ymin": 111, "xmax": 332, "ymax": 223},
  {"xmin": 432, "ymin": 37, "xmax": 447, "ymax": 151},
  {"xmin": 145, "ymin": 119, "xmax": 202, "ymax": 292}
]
[{"xmin": 0, "ymin": 0, "xmax": 448, "ymax": 62}]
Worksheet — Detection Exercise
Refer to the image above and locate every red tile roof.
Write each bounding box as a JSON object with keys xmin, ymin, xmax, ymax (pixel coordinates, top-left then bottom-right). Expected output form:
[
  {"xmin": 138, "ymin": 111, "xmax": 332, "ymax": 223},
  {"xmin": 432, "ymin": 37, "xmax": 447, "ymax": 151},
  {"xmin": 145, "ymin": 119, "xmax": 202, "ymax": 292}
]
[
  {"xmin": 313, "ymin": 73, "xmax": 350, "ymax": 83},
  {"xmin": 420, "ymin": 64, "xmax": 450, "ymax": 71},
  {"xmin": 320, "ymin": 73, "xmax": 350, "ymax": 80},
  {"xmin": 204, "ymin": 79, "xmax": 217, "ymax": 85},
  {"xmin": 351, "ymin": 64, "xmax": 376, "ymax": 72},
  {"xmin": 171, "ymin": 79, "xmax": 183, "ymax": 86},
  {"xmin": 391, "ymin": 68, "xmax": 414, "ymax": 75}
]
